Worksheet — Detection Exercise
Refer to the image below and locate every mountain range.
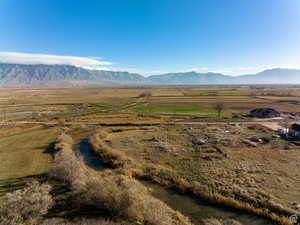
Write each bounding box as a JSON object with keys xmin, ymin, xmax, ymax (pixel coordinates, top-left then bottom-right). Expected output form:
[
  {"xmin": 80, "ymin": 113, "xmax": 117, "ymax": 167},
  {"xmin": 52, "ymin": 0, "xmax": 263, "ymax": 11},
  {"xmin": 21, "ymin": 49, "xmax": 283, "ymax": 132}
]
[{"xmin": 0, "ymin": 63, "xmax": 300, "ymax": 87}]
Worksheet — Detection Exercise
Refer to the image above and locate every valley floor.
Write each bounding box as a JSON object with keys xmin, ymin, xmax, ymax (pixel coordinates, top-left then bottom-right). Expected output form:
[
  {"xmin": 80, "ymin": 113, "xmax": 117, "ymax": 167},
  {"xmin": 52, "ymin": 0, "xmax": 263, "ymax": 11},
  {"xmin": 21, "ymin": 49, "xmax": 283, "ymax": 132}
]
[{"xmin": 1, "ymin": 86, "xmax": 300, "ymax": 225}]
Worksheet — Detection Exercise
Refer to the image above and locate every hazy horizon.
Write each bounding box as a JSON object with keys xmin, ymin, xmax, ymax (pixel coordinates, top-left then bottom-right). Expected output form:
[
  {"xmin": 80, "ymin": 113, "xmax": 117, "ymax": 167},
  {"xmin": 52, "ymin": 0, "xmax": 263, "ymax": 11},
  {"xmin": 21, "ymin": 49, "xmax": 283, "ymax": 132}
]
[
  {"xmin": 0, "ymin": 0, "xmax": 300, "ymax": 76},
  {"xmin": 1, "ymin": 59, "xmax": 300, "ymax": 78}
]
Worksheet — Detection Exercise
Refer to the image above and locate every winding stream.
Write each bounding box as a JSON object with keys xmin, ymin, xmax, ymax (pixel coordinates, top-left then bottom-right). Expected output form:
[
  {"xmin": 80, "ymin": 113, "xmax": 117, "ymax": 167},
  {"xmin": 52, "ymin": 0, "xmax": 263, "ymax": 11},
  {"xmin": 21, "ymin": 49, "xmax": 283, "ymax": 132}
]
[
  {"xmin": 76, "ymin": 137, "xmax": 105, "ymax": 170},
  {"xmin": 76, "ymin": 137, "xmax": 273, "ymax": 225},
  {"xmin": 144, "ymin": 182, "xmax": 272, "ymax": 225}
]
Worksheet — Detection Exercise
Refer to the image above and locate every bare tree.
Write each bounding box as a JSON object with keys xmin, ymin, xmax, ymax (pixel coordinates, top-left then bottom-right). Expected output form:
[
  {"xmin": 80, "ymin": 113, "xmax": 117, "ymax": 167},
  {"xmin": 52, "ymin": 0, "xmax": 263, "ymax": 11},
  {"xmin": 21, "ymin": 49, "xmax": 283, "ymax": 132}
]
[
  {"xmin": 138, "ymin": 91, "xmax": 152, "ymax": 98},
  {"xmin": 0, "ymin": 181, "xmax": 53, "ymax": 225},
  {"xmin": 213, "ymin": 102, "xmax": 226, "ymax": 118}
]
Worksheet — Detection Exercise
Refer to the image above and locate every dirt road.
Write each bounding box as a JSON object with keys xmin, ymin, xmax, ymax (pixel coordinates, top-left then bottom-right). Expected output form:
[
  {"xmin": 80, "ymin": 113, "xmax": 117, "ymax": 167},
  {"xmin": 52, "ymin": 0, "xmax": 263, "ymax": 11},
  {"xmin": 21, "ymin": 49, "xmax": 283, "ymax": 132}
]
[{"xmin": 0, "ymin": 120, "xmax": 287, "ymax": 131}]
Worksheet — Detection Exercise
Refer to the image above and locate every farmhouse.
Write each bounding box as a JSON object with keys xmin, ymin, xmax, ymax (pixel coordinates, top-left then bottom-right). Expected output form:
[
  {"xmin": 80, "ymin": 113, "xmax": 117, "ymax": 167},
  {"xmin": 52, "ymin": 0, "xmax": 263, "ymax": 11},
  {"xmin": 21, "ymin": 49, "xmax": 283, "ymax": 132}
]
[
  {"xmin": 289, "ymin": 123, "xmax": 300, "ymax": 138},
  {"xmin": 249, "ymin": 108, "xmax": 280, "ymax": 118}
]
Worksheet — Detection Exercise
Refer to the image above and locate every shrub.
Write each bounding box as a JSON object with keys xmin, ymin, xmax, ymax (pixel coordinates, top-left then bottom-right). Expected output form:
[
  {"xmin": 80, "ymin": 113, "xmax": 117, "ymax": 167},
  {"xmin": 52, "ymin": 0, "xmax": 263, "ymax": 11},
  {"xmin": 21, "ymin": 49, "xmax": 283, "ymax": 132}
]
[
  {"xmin": 53, "ymin": 133, "xmax": 74, "ymax": 152},
  {"xmin": 202, "ymin": 219, "xmax": 223, "ymax": 225},
  {"xmin": 48, "ymin": 145, "xmax": 88, "ymax": 192},
  {"xmin": 41, "ymin": 218, "xmax": 128, "ymax": 225},
  {"xmin": 89, "ymin": 133, "xmax": 128, "ymax": 168},
  {"xmin": 48, "ymin": 134, "xmax": 193, "ymax": 225},
  {"xmin": 0, "ymin": 181, "xmax": 53, "ymax": 225},
  {"xmin": 202, "ymin": 219, "xmax": 243, "ymax": 225},
  {"xmin": 56, "ymin": 132, "xmax": 73, "ymax": 145},
  {"xmin": 223, "ymin": 220, "xmax": 243, "ymax": 225},
  {"xmin": 138, "ymin": 92, "xmax": 152, "ymax": 98},
  {"xmin": 50, "ymin": 131, "xmax": 293, "ymax": 225}
]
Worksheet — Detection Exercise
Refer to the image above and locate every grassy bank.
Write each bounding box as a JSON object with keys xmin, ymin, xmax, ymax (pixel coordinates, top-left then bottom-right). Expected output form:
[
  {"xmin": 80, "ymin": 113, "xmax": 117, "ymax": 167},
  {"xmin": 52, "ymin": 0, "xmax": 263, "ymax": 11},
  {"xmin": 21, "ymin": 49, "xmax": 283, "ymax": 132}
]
[
  {"xmin": 89, "ymin": 131, "xmax": 296, "ymax": 225},
  {"xmin": 48, "ymin": 133, "xmax": 193, "ymax": 225}
]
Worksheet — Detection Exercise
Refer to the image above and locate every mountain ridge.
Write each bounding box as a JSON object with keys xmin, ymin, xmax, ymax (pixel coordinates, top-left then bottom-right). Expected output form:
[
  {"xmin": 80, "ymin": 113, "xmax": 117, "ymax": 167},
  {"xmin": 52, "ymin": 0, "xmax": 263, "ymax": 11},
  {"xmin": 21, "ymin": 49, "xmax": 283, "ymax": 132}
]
[{"xmin": 0, "ymin": 63, "xmax": 300, "ymax": 87}]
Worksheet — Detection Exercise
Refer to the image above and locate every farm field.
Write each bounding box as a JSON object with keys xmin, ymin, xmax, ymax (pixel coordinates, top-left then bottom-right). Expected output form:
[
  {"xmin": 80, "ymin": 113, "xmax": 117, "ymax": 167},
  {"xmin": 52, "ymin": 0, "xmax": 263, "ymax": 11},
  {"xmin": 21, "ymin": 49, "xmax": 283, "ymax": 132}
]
[
  {"xmin": 130, "ymin": 102, "xmax": 236, "ymax": 115},
  {"xmin": 0, "ymin": 85, "xmax": 300, "ymax": 225},
  {"xmin": 0, "ymin": 126, "xmax": 58, "ymax": 180}
]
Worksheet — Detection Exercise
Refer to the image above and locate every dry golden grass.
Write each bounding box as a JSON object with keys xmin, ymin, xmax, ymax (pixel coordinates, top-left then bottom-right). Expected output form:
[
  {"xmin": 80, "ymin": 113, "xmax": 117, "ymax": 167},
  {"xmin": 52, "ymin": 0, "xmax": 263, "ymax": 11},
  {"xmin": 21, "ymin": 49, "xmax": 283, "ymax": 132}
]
[
  {"xmin": 49, "ymin": 134, "xmax": 194, "ymax": 225},
  {"xmin": 0, "ymin": 127, "xmax": 59, "ymax": 180},
  {"xmin": 88, "ymin": 127, "xmax": 299, "ymax": 225},
  {"xmin": 41, "ymin": 218, "xmax": 129, "ymax": 225},
  {"xmin": 89, "ymin": 132, "xmax": 129, "ymax": 168},
  {"xmin": 1, "ymin": 86, "xmax": 300, "ymax": 224},
  {"xmin": 2, "ymin": 86, "xmax": 300, "ymax": 114}
]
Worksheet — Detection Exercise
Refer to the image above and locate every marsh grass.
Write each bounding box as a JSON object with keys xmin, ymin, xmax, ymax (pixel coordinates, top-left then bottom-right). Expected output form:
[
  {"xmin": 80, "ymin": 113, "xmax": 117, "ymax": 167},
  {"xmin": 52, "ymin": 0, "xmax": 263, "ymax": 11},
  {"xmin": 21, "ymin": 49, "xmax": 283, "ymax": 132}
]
[
  {"xmin": 88, "ymin": 131, "xmax": 296, "ymax": 225},
  {"xmin": 134, "ymin": 167, "xmax": 295, "ymax": 225},
  {"xmin": 48, "ymin": 133, "xmax": 194, "ymax": 225},
  {"xmin": 41, "ymin": 218, "xmax": 129, "ymax": 225},
  {"xmin": 89, "ymin": 132, "xmax": 129, "ymax": 168}
]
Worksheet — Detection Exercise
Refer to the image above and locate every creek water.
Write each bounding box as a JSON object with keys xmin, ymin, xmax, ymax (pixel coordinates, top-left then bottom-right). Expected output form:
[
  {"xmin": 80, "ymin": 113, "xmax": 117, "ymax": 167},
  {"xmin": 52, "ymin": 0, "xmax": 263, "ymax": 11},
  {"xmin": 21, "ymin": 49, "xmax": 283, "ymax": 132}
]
[
  {"xmin": 143, "ymin": 182, "xmax": 273, "ymax": 225},
  {"xmin": 76, "ymin": 137, "xmax": 273, "ymax": 225},
  {"xmin": 76, "ymin": 137, "xmax": 105, "ymax": 170}
]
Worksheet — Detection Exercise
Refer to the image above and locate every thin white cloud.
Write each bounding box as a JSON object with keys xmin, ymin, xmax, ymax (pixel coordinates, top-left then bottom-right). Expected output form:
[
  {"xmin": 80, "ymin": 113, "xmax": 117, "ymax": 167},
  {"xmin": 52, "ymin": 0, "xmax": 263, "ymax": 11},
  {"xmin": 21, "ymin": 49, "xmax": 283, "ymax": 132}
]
[
  {"xmin": 81, "ymin": 65, "xmax": 146, "ymax": 74},
  {"xmin": 0, "ymin": 52, "xmax": 112, "ymax": 68},
  {"xmin": 0, "ymin": 52, "xmax": 299, "ymax": 76},
  {"xmin": 0, "ymin": 52, "xmax": 153, "ymax": 75}
]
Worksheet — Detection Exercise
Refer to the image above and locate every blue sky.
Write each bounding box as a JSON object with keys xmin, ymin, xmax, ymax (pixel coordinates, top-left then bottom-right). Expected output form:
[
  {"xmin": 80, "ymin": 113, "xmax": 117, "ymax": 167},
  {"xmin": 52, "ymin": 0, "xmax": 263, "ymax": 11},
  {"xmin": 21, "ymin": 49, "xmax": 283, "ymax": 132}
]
[{"xmin": 0, "ymin": 0, "xmax": 299, "ymax": 75}]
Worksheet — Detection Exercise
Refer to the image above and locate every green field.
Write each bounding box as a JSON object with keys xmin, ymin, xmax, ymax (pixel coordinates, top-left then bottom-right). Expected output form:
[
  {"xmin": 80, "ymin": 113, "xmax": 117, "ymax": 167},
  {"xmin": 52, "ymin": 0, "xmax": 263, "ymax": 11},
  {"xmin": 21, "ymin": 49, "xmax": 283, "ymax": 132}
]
[
  {"xmin": 184, "ymin": 91, "xmax": 250, "ymax": 96},
  {"xmin": 131, "ymin": 103, "xmax": 235, "ymax": 116}
]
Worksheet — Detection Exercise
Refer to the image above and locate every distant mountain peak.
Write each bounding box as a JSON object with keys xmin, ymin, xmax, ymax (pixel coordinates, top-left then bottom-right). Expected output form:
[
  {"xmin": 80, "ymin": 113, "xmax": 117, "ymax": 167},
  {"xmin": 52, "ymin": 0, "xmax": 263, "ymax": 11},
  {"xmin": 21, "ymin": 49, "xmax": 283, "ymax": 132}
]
[
  {"xmin": 0, "ymin": 63, "xmax": 300, "ymax": 87},
  {"xmin": 258, "ymin": 68, "xmax": 299, "ymax": 74}
]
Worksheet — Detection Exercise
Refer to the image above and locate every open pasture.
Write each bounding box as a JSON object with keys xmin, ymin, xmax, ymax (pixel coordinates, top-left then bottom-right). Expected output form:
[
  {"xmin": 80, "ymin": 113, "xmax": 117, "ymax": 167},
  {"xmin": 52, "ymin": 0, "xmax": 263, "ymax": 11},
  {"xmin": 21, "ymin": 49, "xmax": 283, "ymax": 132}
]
[
  {"xmin": 0, "ymin": 125, "xmax": 58, "ymax": 180},
  {"xmin": 1, "ymin": 85, "xmax": 300, "ymax": 225},
  {"xmin": 2, "ymin": 86, "xmax": 300, "ymax": 119}
]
